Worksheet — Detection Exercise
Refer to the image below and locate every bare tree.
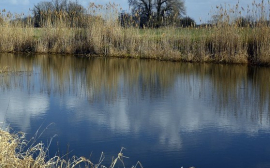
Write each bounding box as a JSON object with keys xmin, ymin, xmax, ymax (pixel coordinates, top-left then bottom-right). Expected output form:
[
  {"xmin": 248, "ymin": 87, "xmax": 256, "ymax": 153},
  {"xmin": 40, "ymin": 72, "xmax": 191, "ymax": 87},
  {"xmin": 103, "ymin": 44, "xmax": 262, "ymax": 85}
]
[
  {"xmin": 33, "ymin": 1, "xmax": 54, "ymax": 27},
  {"xmin": 33, "ymin": 0, "xmax": 85, "ymax": 27},
  {"xmin": 128, "ymin": 0, "xmax": 186, "ymax": 27},
  {"xmin": 67, "ymin": 1, "xmax": 85, "ymax": 27},
  {"xmin": 53, "ymin": 0, "xmax": 68, "ymax": 12}
]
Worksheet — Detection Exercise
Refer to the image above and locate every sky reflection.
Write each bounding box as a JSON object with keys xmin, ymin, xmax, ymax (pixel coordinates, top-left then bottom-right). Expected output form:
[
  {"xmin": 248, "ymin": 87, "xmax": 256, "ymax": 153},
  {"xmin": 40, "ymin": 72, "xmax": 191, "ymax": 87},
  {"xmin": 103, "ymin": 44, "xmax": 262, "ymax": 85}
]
[{"xmin": 0, "ymin": 54, "xmax": 270, "ymax": 167}]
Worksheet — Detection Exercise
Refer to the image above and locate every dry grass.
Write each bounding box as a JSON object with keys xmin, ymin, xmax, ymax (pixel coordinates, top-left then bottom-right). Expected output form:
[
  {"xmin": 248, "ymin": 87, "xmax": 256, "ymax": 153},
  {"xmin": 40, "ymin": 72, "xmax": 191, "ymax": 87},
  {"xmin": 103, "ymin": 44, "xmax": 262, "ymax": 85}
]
[
  {"xmin": 0, "ymin": 66, "xmax": 11, "ymax": 73},
  {"xmin": 0, "ymin": 128, "xmax": 142, "ymax": 168},
  {"xmin": 0, "ymin": 1, "xmax": 270, "ymax": 65}
]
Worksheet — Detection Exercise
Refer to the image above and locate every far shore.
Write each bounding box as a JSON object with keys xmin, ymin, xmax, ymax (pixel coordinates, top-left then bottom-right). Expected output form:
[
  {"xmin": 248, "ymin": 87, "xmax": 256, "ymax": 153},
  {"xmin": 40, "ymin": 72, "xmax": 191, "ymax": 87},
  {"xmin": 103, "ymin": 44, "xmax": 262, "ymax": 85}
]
[{"xmin": 1, "ymin": 1, "xmax": 270, "ymax": 66}]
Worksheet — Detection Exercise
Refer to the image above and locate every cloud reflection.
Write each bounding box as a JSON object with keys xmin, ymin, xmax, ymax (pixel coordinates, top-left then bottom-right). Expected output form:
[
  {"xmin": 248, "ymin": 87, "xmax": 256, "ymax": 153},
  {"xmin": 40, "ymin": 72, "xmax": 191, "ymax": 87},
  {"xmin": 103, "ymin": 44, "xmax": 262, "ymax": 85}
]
[
  {"xmin": 62, "ymin": 73, "xmax": 270, "ymax": 150},
  {"xmin": 0, "ymin": 91, "xmax": 49, "ymax": 132},
  {"xmin": 0, "ymin": 54, "xmax": 269, "ymax": 151}
]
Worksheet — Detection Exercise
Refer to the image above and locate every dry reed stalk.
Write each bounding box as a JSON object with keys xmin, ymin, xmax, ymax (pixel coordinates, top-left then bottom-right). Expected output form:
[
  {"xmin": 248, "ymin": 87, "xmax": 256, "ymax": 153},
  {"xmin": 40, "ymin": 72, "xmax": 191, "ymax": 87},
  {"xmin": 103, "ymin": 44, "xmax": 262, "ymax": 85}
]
[
  {"xmin": 0, "ymin": 66, "xmax": 10, "ymax": 73},
  {"xmin": 0, "ymin": 128, "xmax": 142, "ymax": 168}
]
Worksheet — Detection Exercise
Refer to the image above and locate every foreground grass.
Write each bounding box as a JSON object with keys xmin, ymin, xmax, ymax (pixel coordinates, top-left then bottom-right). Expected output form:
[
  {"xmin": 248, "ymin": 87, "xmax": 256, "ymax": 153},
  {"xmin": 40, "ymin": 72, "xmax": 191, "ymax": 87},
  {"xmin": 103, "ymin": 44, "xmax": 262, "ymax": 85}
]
[
  {"xmin": 0, "ymin": 1, "xmax": 270, "ymax": 65},
  {"xmin": 0, "ymin": 66, "xmax": 10, "ymax": 73},
  {"xmin": 0, "ymin": 128, "xmax": 142, "ymax": 168}
]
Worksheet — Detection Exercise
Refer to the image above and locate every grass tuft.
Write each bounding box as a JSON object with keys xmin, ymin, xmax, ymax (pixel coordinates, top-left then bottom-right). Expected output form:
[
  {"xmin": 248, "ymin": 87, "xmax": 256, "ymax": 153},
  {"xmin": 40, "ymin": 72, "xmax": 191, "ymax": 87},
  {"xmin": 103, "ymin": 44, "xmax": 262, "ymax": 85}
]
[
  {"xmin": 0, "ymin": 128, "xmax": 142, "ymax": 168},
  {"xmin": 0, "ymin": 66, "xmax": 10, "ymax": 73}
]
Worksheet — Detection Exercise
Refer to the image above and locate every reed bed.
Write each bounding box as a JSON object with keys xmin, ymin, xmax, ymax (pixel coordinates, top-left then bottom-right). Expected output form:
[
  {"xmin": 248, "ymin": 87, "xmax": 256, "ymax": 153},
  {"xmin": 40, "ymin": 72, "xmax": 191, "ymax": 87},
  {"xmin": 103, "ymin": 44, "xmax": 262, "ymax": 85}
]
[
  {"xmin": 0, "ymin": 128, "xmax": 142, "ymax": 168},
  {"xmin": 0, "ymin": 1, "xmax": 270, "ymax": 65}
]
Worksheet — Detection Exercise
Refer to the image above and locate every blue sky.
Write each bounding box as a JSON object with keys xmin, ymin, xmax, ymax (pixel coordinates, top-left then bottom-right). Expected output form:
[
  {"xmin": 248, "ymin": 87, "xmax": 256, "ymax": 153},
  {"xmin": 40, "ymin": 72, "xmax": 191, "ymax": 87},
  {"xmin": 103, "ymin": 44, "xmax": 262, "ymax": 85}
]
[{"xmin": 0, "ymin": 0, "xmax": 257, "ymax": 23}]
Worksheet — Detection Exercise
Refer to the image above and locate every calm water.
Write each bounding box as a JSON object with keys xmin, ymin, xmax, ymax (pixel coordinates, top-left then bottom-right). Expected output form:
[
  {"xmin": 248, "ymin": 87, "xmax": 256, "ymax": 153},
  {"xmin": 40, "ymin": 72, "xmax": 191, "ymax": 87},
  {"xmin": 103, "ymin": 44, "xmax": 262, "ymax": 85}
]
[{"xmin": 0, "ymin": 53, "xmax": 270, "ymax": 168}]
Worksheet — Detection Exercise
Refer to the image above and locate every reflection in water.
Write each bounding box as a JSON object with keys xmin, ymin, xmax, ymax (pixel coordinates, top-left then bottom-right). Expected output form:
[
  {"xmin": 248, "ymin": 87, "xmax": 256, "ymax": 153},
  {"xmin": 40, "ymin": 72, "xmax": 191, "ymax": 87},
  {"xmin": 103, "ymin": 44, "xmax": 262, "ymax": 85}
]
[
  {"xmin": 0, "ymin": 92, "xmax": 49, "ymax": 132},
  {"xmin": 0, "ymin": 53, "xmax": 270, "ymax": 167}
]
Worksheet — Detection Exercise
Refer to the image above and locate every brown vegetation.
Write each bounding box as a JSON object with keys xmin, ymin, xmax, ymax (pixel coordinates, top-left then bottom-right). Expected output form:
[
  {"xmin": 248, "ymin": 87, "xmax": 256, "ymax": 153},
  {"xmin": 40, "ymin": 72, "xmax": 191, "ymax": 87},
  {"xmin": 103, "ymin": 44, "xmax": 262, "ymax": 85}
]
[
  {"xmin": 0, "ymin": 128, "xmax": 142, "ymax": 168},
  {"xmin": 0, "ymin": 128, "xmax": 92, "ymax": 168},
  {"xmin": 0, "ymin": 1, "xmax": 270, "ymax": 65}
]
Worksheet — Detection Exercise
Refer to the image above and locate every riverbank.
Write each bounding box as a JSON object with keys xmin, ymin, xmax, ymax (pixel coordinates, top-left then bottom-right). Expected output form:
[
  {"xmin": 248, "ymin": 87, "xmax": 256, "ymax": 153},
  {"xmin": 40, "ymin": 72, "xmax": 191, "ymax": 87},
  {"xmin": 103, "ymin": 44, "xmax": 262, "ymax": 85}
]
[
  {"xmin": 1, "ymin": 2, "xmax": 270, "ymax": 66},
  {"xmin": 0, "ymin": 128, "xmax": 139, "ymax": 168},
  {"xmin": 0, "ymin": 128, "xmax": 93, "ymax": 167}
]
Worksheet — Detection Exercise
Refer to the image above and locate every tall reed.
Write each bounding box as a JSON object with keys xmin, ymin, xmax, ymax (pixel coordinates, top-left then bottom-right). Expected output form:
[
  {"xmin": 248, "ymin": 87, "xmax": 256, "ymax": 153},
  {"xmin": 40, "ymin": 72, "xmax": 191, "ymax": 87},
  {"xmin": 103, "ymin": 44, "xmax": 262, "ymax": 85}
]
[{"xmin": 0, "ymin": 0, "xmax": 270, "ymax": 65}]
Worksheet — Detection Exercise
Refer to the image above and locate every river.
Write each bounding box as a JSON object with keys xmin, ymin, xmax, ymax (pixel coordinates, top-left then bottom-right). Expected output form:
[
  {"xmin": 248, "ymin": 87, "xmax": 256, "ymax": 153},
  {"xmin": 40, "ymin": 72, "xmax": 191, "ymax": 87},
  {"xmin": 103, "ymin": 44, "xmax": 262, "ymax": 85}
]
[{"xmin": 0, "ymin": 53, "xmax": 270, "ymax": 168}]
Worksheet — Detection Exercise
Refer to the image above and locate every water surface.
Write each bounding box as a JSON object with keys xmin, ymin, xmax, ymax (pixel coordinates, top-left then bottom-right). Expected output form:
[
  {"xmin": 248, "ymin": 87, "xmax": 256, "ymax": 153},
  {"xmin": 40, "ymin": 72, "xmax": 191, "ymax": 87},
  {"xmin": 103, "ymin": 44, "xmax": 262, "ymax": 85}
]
[{"xmin": 0, "ymin": 53, "xmax": 270, "ymax": 168}]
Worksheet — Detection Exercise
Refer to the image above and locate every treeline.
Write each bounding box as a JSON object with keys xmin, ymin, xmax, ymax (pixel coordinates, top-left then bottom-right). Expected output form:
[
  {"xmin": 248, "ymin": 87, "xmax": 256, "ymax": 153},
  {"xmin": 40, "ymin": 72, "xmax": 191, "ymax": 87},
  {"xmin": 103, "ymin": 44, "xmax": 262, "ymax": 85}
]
[
  {"xmin": 0, "ymin": 0, "xmax": 86, "ymax": 27},
  {"xmin": 2, "ymin": 0, "xmax": 270, "ymax": 29},
  {"xmin": 3, "ymin": 0, "xmax": 192, "ymax": 28},
  {"xmin": 32, "ymin": 0, "xmax": 195, "ymax": 28},
  {"xmin": 125, "ymin": 0, "xmax": 197, "ymax": 28},
  {"xmin": 0, "ymin": 0, "xmax": 196, "ymax": 28},
  {"xmin": 207, "ymin": 14, "xmax": 270, "ymax": 28},
  {"xmin": 119, "ymin": 12, "xmax": 196, "ymax": 28},
  {"xmin": 232, "ymin": 16, "xmax": 270, "ymax": 27}
]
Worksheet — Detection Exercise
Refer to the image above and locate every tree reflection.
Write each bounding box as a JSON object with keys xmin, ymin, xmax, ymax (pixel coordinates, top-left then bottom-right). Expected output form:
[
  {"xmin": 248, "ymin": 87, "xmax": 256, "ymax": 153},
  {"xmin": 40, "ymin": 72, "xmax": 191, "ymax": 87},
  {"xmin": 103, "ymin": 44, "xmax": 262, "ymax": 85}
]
[{"xmin": 0, "ymin": 53, "xmax": 270, "ymax": 125}]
